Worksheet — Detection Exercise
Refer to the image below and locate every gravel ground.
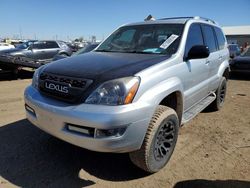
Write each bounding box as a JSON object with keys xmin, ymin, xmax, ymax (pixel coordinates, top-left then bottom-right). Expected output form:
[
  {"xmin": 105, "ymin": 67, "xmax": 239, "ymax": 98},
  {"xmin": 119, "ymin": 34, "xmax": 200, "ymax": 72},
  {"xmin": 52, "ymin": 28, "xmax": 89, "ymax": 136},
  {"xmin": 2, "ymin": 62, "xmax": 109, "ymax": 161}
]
[{"xmin": 0, "ymin": 71, "xmax": 249, "ymax": 188}]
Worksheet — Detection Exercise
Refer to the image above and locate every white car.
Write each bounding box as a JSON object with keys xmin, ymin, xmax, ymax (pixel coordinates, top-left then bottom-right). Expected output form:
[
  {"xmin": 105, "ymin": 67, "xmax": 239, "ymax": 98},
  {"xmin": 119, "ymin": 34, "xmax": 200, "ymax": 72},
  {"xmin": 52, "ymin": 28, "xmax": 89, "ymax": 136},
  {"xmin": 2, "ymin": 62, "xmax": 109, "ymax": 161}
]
[{"xmin": 0, "ymin": 43, "xmax": 15, "ymax": 51}]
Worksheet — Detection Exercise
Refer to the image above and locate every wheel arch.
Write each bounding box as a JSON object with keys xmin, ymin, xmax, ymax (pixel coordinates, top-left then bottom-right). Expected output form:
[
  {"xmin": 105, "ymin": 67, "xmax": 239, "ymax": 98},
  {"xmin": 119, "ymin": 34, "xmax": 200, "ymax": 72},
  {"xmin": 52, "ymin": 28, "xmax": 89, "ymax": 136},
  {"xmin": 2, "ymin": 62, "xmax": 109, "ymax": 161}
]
[
  {"xmin": 158, "ymin": 91, "xmax": 183, "ymax": 126},
  {"xmin": 58, "ymin": 51, "xmax": 69, "ymax": 56},
  {"xmin": 218, "ymin": 61, "xmax": 230, "ymax": 80}
]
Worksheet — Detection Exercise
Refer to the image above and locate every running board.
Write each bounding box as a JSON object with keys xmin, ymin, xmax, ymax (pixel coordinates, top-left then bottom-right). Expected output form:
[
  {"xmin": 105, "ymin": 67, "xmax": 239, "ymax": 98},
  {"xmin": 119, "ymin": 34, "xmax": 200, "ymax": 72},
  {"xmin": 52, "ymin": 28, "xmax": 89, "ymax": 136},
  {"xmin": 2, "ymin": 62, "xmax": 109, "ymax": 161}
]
[{"xmin": 182, "ymin": 93, "xmax": 216, "ymax": 124}]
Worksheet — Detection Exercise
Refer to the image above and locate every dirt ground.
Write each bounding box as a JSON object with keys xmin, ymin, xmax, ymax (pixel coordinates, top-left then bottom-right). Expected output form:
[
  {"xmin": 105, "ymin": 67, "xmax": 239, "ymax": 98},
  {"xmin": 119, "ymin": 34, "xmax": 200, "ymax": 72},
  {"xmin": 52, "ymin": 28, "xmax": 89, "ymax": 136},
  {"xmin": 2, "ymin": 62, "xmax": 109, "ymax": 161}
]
[{"xmin": 0, "ymin": 71, "xmax": 249, "ymax": 188}]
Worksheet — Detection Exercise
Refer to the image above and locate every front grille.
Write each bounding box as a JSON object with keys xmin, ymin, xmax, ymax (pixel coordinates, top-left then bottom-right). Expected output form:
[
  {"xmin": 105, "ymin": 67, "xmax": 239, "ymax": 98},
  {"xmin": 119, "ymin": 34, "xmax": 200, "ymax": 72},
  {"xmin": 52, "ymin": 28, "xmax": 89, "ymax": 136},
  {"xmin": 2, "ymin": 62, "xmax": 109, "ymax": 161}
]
[{"xmin": 38, "ymin": 72, "xmax": 93, "ymax": 103}]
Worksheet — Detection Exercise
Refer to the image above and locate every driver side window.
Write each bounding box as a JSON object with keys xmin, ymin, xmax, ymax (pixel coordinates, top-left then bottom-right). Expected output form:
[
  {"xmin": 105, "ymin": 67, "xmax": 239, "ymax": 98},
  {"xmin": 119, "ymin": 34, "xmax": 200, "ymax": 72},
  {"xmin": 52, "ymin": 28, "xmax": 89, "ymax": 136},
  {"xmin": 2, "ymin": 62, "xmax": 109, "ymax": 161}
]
[{"xmin": 185, "ymin": 24, "xmax": 204, "ymax": 57}]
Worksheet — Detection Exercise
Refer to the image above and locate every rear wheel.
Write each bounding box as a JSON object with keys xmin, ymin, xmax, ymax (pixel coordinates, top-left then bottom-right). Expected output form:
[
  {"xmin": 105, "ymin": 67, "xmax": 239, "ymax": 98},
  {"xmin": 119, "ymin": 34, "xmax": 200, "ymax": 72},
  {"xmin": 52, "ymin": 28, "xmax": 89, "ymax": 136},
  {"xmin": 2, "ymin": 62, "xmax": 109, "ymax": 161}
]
[
  {"xmin": 129, "ymin": 105, "xmax": 179, "ymax": 173},
  {"xmin": 208, "ymin": 77, "xmax": 227, "ymax": 111}
]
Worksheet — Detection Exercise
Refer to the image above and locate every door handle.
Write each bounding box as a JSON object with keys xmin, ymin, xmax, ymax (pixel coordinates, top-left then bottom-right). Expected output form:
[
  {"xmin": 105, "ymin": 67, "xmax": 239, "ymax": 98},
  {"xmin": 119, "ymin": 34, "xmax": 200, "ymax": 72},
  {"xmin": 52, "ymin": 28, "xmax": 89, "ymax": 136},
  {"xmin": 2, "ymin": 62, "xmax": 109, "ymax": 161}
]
[
  {"xmin": 219, "ymin": 56, "xmax": 223, "ymax": 60},
  {"xmin": 205, "ymin": 60, "xmax": 210, "ymax": 65}
]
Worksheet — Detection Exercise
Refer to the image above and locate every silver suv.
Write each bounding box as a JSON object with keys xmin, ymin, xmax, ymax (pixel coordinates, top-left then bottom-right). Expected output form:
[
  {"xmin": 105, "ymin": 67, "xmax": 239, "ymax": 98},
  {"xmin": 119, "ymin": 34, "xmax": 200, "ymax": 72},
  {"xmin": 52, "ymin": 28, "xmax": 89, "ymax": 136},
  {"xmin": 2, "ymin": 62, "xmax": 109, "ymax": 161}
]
[{"xmin": 24, "ymin": 17, "xmax": 229, "ymax": 173}]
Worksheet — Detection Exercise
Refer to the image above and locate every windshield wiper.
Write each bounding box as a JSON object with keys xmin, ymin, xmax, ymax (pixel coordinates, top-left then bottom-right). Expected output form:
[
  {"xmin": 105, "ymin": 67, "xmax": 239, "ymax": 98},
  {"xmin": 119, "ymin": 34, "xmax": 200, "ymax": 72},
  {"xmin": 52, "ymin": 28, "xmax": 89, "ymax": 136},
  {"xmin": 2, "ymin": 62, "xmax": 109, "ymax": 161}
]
[
  {"xmin": 95, "ymin": 49, "xmax": 159, "ymax": 54},
  {"xmin": 126, "ymin": 50, "xmax": 156, "ymax": 54},
  {"xmin": 95, "ymin": 49, "xmax": 112, "ymax": 52}
]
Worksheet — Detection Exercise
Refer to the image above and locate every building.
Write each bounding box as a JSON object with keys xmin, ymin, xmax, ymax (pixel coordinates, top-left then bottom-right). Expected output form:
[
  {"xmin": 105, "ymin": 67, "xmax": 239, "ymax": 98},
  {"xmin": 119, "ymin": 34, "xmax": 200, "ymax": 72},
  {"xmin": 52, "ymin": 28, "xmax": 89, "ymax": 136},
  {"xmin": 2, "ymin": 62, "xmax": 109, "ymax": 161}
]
[{"xmin": 222, "ymin": 25, "xmax": 250, "ymax": 47}]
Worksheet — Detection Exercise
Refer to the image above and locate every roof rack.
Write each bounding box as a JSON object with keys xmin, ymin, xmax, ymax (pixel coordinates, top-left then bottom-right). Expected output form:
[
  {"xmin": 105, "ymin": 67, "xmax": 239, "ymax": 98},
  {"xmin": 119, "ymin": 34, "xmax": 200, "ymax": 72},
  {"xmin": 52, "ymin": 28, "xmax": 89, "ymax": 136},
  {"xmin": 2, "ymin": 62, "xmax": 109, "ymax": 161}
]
[
  {"xmin": 158, "ymin": 16, "xmax": 217, "ymax": 24},
  {"xmin": 158, "ymin": 17, "xmax": 194, "ymax": 20}
]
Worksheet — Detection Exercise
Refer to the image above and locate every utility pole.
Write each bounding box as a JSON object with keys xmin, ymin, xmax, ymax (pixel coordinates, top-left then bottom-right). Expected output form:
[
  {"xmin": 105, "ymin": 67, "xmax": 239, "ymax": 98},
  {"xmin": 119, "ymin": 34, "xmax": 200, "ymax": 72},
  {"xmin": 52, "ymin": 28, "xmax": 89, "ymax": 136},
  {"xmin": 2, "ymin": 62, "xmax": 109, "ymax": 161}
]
[{"xmin": 19, "ymin": 26, "xmax": 23, "ymax": 40}]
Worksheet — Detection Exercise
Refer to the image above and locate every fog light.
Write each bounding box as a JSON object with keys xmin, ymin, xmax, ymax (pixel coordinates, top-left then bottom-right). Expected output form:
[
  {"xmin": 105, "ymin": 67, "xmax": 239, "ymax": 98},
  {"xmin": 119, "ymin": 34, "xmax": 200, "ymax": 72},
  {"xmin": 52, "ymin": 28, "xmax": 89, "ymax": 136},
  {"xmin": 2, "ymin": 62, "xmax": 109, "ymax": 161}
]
[
  {"xmin": 25, "ymin": 104, "xmax": 36, "ymax": 117},
  {"xmin": 95, "ymin": 127, "xmax": 126, "ymax": 138}
]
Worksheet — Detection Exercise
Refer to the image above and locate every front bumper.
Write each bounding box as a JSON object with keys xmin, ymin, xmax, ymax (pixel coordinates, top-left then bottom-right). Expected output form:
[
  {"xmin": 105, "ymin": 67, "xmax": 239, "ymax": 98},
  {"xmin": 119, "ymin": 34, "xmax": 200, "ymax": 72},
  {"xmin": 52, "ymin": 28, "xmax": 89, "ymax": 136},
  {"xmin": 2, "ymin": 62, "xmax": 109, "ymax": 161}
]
[
  {"xmin": 24, "ymin": 85, "xmax": 153, "ymax": 153},
  {"xmin": 0, "ymin": 55, "xmax": 17, "ymax": 70}
]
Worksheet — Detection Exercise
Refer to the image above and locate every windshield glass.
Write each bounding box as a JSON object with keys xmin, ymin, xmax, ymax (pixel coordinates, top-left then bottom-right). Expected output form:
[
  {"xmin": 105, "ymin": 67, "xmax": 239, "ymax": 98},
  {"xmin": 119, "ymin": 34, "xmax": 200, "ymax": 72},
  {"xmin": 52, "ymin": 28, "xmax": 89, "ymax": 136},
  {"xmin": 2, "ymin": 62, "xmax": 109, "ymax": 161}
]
[
  {"xmin": 96, "ymin": 24, "xmax": 184, "ymax": 55},
  {"xmin": 74, "ymin": 43, "xmax": 99, "ymax": 55},
  {"xmin": 16, "ymin": 41, "xmax": 33, "ymax": 49}
]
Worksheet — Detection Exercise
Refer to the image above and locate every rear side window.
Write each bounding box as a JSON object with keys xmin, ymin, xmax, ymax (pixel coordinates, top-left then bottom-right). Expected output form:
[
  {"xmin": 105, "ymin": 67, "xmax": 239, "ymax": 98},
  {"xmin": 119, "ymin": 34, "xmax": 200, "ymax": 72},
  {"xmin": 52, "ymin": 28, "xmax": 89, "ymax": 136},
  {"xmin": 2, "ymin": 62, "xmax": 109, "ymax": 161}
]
[
  {"xmin": 214, "ymin": 27, "xmax": 226, "ymax": 50},
  {"xmin": 185, "ymin": 24, "xmax": 204, "ymax": 56},
  {"xmin": 202, "ymin": 25, "xmax": 217, "ymax": 53},
  {"xmin": 46, "ymin": 41, "xmax": 59, "ymax": 48}
]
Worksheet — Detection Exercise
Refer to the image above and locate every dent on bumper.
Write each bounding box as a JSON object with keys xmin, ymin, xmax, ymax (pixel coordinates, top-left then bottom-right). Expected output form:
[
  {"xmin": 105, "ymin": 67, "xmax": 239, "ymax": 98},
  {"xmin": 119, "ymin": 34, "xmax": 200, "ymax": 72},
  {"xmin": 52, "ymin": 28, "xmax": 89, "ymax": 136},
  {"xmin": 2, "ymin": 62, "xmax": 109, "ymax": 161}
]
[{"xmin": 24, "ymin": 85, "xmax": 153, "ymax": 153}]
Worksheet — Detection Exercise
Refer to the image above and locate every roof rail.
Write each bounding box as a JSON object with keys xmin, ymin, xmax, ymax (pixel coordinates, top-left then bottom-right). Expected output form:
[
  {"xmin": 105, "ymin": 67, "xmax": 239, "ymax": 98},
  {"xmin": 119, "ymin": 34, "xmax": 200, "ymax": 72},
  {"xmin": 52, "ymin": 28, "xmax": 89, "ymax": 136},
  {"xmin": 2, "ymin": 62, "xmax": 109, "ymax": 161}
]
[
  {"xmin": 158, "ymin": 16, "xmax": 217, "ymax": 24},
  {"xmin": 194, "ymin": 16, "xmax": 217, "ymax": 24},
  {"xmin": 158, "ymin": 17, "xmax": 194, "ymax": 20}
]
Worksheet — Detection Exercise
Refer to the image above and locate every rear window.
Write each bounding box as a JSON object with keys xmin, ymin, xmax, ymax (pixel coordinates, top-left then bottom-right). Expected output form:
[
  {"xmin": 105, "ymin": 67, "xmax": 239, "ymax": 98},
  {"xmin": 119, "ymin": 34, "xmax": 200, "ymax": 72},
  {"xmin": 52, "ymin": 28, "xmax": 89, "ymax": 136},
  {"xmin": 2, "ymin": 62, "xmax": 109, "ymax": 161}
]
[
  {"xmin": 214, "ymin": 27, "xmax": 226, "ymax": 50},
  {"xmin": 46, "ymin": 41, "xmax": 59, "ymax": 48}
]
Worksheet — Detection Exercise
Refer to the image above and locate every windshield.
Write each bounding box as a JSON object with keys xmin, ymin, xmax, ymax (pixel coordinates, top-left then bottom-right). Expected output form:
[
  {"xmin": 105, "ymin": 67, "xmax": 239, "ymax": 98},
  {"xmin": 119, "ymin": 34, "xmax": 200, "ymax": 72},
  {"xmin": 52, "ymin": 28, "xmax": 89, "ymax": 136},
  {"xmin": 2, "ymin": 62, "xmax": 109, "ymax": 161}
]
[
  {"xmin": 74, "ymin": 43, "xmax": 99, "ymax": 56},
  {"xmin": 96, "ymin": 24, "xmax": 184, "ymax": 55},
  {"xmin": 16, "ymin": 41, "xmax": 34, "ymax": 49}
]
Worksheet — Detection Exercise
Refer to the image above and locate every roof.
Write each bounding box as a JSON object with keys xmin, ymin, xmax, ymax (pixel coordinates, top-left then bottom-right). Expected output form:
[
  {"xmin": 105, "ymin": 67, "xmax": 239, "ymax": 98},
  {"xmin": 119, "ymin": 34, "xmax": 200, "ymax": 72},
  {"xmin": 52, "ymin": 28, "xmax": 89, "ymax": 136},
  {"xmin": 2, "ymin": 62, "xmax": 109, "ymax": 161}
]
[
  {"xmin": 125, "ymin": 16, "xmax": 218, "ymax": 27},
  {"xmin": 222, "ymin": 26, "xmax": 250, "ymax": 35},
  {"xmin": 125, "ymin": 19, "xmax": 188, "ymax": 26}
]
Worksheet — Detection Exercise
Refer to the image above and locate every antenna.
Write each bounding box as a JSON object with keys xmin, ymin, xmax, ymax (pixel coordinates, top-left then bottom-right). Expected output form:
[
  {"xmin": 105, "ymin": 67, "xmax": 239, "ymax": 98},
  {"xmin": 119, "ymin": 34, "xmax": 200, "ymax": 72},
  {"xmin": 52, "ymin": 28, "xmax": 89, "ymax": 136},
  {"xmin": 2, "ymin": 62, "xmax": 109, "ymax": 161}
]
[{"xmin": 144, "ymin": 15, "xmax": 155, "ymax": 21}]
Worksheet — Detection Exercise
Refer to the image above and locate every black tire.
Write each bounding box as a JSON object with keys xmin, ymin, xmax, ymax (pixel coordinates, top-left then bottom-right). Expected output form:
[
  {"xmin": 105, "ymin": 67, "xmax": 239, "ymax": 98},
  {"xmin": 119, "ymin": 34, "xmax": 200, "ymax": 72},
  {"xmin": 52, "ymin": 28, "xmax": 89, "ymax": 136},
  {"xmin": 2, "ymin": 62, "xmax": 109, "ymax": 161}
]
[
  {"xmin": 129, "ymin": 105, "xmax": 179, "ymax": 173},
  {"xmin": 208, "ymin": 77, "xmax": 227, "ymax": 111},
  {"xmin": 11, "ymin": 66, "xmax": 22, "ymax": 79}
]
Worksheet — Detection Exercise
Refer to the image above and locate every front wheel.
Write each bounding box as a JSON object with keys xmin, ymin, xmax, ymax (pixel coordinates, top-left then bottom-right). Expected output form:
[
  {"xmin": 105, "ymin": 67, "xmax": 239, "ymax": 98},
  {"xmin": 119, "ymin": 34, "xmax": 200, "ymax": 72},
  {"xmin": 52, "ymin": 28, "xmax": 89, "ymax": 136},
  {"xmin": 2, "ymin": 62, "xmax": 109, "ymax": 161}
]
[{"xmin": 129, "ymin": 105, "xmax": 179, "ymax": 173}]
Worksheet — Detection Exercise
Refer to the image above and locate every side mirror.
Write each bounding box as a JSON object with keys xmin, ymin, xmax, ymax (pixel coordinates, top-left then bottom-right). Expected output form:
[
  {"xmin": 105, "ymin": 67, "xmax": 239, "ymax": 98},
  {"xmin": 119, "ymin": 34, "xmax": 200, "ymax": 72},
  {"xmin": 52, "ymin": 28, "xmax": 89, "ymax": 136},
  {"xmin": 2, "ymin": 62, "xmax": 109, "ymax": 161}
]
[
  {"xmin": 186, "ymin": 45, "xmax": 210, "ymax": 60},
  {"xmin": 28, "ymin": 46, "xmax": 33, "ymax": 50}
]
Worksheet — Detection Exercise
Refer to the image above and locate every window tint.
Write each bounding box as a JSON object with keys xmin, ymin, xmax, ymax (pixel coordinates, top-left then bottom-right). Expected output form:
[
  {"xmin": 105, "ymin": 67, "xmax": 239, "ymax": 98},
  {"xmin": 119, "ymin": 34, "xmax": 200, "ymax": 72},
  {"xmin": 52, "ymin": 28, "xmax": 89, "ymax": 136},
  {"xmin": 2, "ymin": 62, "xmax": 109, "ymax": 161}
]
[
  {"xmin": 117, "ymin": 29, "xmax": 136, "ymax": 43},
  {"xmin": 32, "ymin": 42, "xmax": 47, "ymax": 49},
  {"xmin": 214, "ymin": 27, "xmax": 226, "ymax": 50},
  {"xmin": 97, "ymin": 24, "xmax": 184, "ymax": 55},
  {"xmin": 202, "ymin": 25, "xmax": 217, "ymax": 53},
  {"xmin": 185, "ymin": 24, "xmax": 204, "ymax": 56},
  {"xmin": 46, "ymin": 41, "xmax": 59, "ymax": 48}
]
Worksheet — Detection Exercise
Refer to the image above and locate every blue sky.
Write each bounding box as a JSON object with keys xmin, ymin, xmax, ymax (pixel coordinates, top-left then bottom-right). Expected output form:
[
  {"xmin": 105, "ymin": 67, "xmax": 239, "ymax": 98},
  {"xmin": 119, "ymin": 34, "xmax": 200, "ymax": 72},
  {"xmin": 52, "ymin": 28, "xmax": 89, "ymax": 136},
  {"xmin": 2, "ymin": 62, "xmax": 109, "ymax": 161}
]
[{"xmin": 0, "ymin": 0, "xmax": 250, "ymax": 41}]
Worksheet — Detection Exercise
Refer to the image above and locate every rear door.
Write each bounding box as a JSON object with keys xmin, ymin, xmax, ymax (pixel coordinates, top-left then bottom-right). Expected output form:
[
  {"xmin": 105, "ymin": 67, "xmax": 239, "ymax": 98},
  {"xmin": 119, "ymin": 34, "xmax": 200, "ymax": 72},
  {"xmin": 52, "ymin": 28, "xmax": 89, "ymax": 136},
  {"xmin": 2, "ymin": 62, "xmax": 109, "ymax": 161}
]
[
  {"xmin": 201, "ymin": 25, "xmax": 225, "ymax": 92},
  {"xmin": 45, "ymin": 41, "xmax": 60, "ymax": 59},
  {"xmin": 182, "ymin": 23, "xmax": 210, "ymax": 110}
]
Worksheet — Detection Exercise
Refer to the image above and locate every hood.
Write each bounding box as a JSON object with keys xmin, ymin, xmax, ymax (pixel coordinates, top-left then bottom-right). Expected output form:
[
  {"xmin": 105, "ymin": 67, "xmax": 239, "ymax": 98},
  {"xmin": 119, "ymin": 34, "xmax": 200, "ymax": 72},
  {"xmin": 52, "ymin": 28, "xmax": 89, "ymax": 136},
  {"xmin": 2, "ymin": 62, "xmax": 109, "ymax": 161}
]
[
  {"xmin": 0, "ymin": 48, "xmax": 24, "ymax": 54},
  {"xmin": 44, "ymin": 51, "xmax": 170, "ymax": 81}
]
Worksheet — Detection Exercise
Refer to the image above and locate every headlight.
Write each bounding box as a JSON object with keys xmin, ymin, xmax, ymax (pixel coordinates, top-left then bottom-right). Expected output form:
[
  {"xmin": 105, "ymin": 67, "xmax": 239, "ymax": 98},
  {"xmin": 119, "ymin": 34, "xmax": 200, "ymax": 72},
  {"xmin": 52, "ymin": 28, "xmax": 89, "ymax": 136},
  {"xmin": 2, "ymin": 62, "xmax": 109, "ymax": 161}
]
[
  {"xmin": 32, "ymin": 65, "xmax": 46, "ymax": 89},
  {"xmin": 32, "ymin": 69, "xmax": 40, "ymax": 89},
  {"xmin": 85, "ymin": 77, "xmax": 140, "ymax": 105}
]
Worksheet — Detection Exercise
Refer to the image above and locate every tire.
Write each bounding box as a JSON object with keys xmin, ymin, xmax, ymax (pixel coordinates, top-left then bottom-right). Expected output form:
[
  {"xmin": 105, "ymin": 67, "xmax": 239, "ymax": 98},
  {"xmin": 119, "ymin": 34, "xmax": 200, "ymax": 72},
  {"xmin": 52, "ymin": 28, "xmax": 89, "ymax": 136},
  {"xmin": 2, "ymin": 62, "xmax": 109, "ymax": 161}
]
[
  {"xmin": 129, "ymin": 105, "xmax": 179, "ymax": 173},
  {"xmin": 208, "ymin": 77, "xmax": 227, "ymax": 111},
  {"xmin": 11, "ymin": 66, "xmax": 22, "ymax": 79}
]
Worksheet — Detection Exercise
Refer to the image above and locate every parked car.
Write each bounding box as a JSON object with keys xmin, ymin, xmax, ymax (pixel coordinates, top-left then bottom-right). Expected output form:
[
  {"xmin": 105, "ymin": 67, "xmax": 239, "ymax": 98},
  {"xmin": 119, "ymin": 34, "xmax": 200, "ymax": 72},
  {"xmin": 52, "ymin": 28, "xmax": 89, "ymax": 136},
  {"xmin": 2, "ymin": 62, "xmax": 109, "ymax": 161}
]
[
  {"xmin": 0, "ymin": 43, "xmax": 15, "ymax": 51},
  {"xmin": 0, "ymin": 40, "xmax": 37, "ymax": 72},
  {"xmin": 66, "ymin": 42, "xmax": 79, "ymax": 52},
  {"xmin": 228, "ymin": 44, "xmax": 241, "ymax": 58},
  {"xmin": 53, "ymin": 43, "xmax": 100, "ymax": 61},
  {"xmin": 0, "ymin": 40, "xmax": 72, "ymax": 71},
  {"xmin": 229, "ymin": 48, "xmax": 250, "ymax": 73},
  {"xmin": 24, "ymin": 16, "xmax": 229, "ymax": 173}
]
